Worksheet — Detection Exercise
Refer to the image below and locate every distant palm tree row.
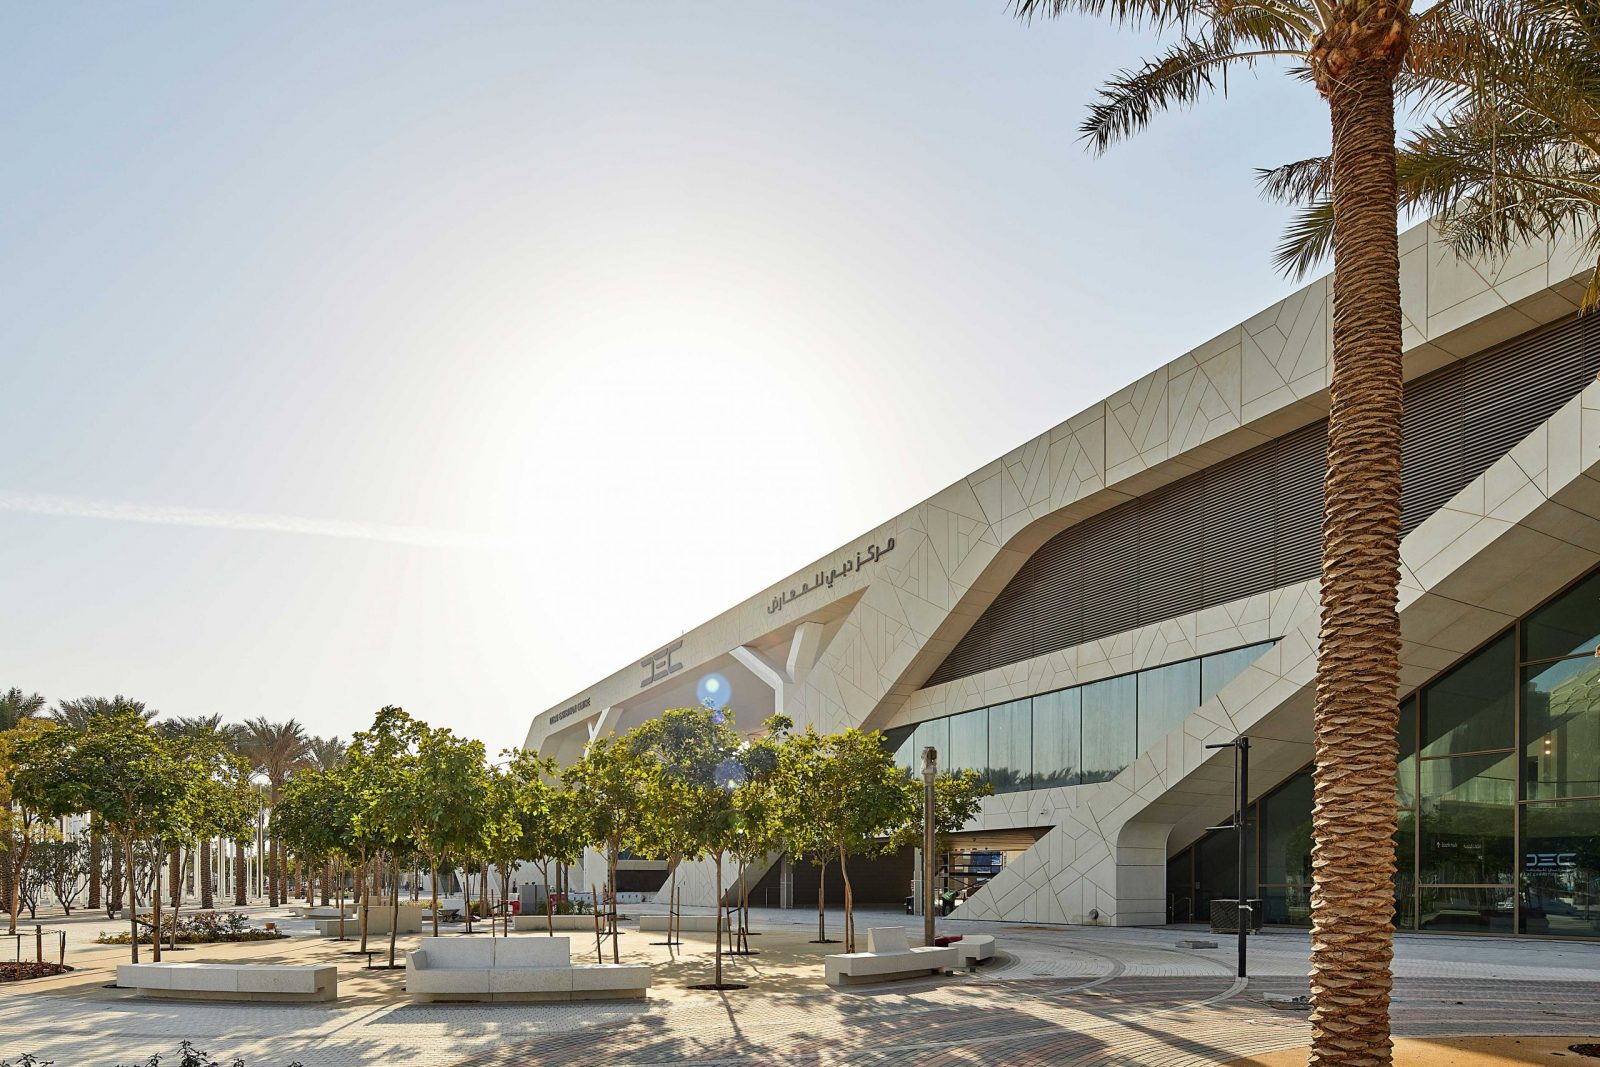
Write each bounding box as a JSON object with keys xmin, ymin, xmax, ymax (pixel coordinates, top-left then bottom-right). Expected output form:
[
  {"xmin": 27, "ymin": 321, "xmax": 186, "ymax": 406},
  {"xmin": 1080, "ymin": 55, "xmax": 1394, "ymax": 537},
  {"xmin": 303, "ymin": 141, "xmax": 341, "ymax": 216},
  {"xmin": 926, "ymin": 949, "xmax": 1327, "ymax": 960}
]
[{"xmin": 1, "ymin": 688, "xmax": 345, "ymax": 912}]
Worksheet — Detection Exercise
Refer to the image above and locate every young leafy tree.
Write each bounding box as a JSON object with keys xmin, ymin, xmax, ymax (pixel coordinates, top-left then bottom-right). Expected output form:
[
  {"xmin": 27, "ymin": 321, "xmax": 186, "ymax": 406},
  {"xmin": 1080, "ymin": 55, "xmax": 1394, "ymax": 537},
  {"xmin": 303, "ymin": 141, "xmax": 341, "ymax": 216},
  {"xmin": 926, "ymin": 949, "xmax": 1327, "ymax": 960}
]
[
  {"xmin": 345, "ymin": 706, "xmax": 426, "ymax": 966},
  {"xmin": 13, "ymin": 709, "xmax": 187, "ymax": 962},
  {"xmin": 50, "ymin": 695, "xmax": 154, "ymax": 912},
  {"xmin": 773, "ymin": 727, "xmax": 840, "ymax": 944},
  {"xmin": 628, "ymin": 707, "xmax": 746, "ymax": 989},
  {"xmin": 2, "ymin": 718, "xmax": 59, "ymax": 934},
  {"xmin": 504, "ymin": 751, "xmax": 588, "ymax": 935},
  {"xmin": 410, "ymin": 723, "xmax": 490, "ymax": 937},
  {"xmin": 728, "ymin": 715, "xmax": 792, "ymax": 952},
  {"xmin": 159, "ymin": 730, "xmax": 253, "ymax": 952},
  {"xmin": 275, "ymin": 767, "xmax": 360, "ymax": 935},
  {"xmin": 1015, "ymin": 0, "xmax": 1431, "ymax": 1056},
  {"xmin": 562, "ymin": 734, "xmax": 649, "ymax": 963},
  {"xmin": 777, "ymin": 727, "xmax": 917, "ymax": 953},
  {"xmin": 890, "ymin": 767, "xmax": 992, "ymax": 927}
]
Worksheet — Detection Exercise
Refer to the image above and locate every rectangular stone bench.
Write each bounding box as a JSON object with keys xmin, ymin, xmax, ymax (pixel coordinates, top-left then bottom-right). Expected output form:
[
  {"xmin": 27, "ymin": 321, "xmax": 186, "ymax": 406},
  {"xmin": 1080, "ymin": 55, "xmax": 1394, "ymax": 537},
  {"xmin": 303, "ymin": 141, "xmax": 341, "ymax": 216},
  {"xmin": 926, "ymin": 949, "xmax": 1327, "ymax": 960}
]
[
  {"xmin": 406, "ymin": 936, "xmax": 649, "ymax": 1002},
  {"xmin": 117, "ymin": 963, "xmax": 337, "ymax": 1002},
  {"xmin": 316, "ymin": 906, "xmax": 422, "ymax": 937},
  {"xmin": 824, "ymin": 927, "xmax": 958, "ymax": 987},
  {"xmin": 511, "ymin": 913, "xmax": 604, "ymax": 932},
  {"xmin": 637, "ymin": 914, "xmax": 729, "ymax": 933}
]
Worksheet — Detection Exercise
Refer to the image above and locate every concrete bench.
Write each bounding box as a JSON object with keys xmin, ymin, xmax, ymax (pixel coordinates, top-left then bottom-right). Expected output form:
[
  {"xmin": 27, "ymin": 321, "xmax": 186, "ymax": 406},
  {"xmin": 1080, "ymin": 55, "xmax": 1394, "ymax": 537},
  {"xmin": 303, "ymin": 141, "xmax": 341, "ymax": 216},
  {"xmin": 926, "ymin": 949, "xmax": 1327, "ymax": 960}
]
[
  {"xmin": 951, "ymin": 934, "xmax": 995, "ymax": 967},
  {"xmin": 117, "ymin": 963, "xmax": 337, "ymax": 1002},
  {"xmin": 316, "ymin": 906, "xmax": 422, "ymax": 937},
  {"xmin": 637, "ymin": 914, "xmax": 729, "ymax": 933},
  {"xmin": 824, "ymin": 927, "xmax": 958, "ymax": 987},
  {"xmin": 406, "ymin": 936, "xmax": 649, "ymax": 1002},
  {"xmin": 511, "ymin": 913, "xmax": 603, "ymax": 932}
]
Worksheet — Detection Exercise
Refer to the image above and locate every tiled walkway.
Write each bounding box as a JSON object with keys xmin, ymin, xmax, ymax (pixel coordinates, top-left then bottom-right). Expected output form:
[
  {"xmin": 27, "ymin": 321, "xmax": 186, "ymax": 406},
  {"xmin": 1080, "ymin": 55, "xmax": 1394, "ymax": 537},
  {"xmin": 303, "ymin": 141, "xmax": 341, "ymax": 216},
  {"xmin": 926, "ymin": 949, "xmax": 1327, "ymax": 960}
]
[{"xmin": 3, "ymin": 906, "xmax": 1597, "ymax": 1066}]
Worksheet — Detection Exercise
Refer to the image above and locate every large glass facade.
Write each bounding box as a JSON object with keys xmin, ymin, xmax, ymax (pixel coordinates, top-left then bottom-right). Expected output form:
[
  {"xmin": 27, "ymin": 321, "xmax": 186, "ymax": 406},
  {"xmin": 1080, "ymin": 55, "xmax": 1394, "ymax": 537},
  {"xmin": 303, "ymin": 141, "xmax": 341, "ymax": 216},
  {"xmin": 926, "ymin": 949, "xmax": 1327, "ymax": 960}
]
[
  {"xmin": 892, "ymin": 641, "xmax": 1276, "ymax": 795},
  {"xmin": 1168, "ymin": 565, "xmax": 1600, "ymax": 939}
]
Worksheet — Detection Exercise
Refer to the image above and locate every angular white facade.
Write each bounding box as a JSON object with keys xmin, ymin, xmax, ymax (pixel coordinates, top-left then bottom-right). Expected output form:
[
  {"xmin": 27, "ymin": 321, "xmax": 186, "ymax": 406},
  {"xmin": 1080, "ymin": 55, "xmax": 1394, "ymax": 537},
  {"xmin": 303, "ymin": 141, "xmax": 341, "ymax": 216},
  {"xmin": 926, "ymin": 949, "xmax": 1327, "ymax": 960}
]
[{"xmin": 528, "ymin": 222, "xmax": 1600, "ymax": 932}]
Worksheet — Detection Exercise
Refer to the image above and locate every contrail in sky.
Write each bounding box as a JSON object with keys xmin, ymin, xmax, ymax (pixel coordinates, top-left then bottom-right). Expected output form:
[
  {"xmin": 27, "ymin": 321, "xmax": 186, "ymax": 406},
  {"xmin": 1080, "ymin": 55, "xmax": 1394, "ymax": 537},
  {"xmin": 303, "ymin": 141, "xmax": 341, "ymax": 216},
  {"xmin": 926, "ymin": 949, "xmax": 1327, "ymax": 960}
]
[{"xmin": 0, "ymin": 490, "xmax": 507, "ymax": 550}]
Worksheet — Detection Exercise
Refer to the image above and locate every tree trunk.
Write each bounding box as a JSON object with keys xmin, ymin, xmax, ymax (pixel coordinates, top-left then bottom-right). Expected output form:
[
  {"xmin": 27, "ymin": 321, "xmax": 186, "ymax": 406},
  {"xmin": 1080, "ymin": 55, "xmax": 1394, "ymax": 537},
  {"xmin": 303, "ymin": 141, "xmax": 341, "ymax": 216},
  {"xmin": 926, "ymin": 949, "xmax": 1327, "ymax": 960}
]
[
  {"xmin": 322, "ymin": 859, "xmax": 332, "ymax": 906},
  {"xmin": 838, "ymin": 847, "xmax": 856, "ymax": 953},
  {"xmin": 387, "ymin": 856, "xmax": 401, "ymax": 968},
  {"xmin": 233, "ymin": 840, "xmax": 247, "ymax": 907},
  {"xmin": 608, "ymin": 842, "xmax": 620, "ymax": 964},
  {"xmin": 109, "ymin": 845, "xmax": 124, "ymax": 917},
  {"xmin": 358, "ymin": 853, "xmax": 371, "ymax": 954},
  {"xmin": 1308, "ymin": 13, "xmax": 1410, "ymax": 1065},
  {"xmin": 169, "ymin": 848, "xmax": 182, "ymax": 910},
  {"xmin": 88, "ymin": 823, "xmax": 102, "ymax": 911},
  {"xmin": 170, "ymin": 852, "xmax": 191, "ymax": 953},
  {"xmin": 431, "ymin": 863, "xmax": 440, "ymax": 937},
  {"xmin": 200, "ymin": 839, "xmax": 214, "ymax": 910},
  {"xmin": 125, "ymin": 836, "xmax": 140, "ymax": 964},
  {"xmin": 6, "ymin": 826, "xmax": 30, "ymax": 936},
  {"xmin": 151, "ymin": 843, "xmax": 163, "ymax": 963},
  {"xmin": 337, "ymin": 866, "xmax": 348, "ymax": 941},
  {"xmin": 815, "ymin": 858, "xmax": 829, "ymax": 943},
  {"xmin": 713, "ymin": 854, "xmax": 724, "ymax": 988}
]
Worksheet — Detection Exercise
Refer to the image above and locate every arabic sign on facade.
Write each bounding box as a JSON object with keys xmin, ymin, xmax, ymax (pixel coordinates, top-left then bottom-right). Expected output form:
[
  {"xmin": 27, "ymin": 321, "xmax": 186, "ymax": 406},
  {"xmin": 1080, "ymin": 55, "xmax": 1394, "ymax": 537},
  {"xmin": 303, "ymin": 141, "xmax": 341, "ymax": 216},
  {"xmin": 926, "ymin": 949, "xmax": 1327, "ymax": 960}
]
[
  {"xmin": 640, "ymin": 639, "xmax": 684, "ymax": 688},
  {"xmin": 768, "ymin": 538, "xmax": 896, "ymax": 615}
]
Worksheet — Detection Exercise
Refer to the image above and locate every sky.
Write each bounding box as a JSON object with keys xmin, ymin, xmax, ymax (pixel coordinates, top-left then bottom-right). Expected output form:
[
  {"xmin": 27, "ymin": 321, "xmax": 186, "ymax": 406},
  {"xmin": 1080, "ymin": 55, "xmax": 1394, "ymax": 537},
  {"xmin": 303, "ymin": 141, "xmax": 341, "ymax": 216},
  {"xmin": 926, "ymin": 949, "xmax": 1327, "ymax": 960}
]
[{"xmin": 1, "ymin": 2, "xmax": 1337, "ymax": 756}]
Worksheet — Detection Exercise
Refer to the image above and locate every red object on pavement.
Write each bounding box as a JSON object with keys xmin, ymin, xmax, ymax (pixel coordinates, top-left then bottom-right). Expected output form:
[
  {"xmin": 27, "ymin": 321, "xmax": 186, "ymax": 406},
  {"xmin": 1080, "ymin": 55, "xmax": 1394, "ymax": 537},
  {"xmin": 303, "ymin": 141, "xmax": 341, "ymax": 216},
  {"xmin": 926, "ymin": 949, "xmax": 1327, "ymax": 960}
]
[{"xmin": 932, "ymin": 935, "xmax": 964, "ymax": 947}]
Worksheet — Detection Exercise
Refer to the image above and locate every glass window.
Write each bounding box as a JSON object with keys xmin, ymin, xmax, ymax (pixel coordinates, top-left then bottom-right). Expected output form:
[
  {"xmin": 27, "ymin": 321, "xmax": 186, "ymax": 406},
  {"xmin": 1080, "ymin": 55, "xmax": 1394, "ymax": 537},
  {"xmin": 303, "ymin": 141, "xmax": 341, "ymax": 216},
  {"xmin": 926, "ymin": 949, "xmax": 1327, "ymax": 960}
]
[
  {"xmin": 947, "ymin": 707, "xmax": 988, "ymax": 776},
  {"xmin": 1032, "ymin": 688, "xmax": 1081, "ymax": 789},
  {"xmin": 1081, "ymin": 674, "xmax": 1136, "ymax": 783},
  {"xmin": 1200, "ymin": 642, "xmax": 1273, "ymax": 706},
  {"xmin": 1420, "ymin": 752, "xmax": 1516, "ymax": 886},
  {"xmin": 1522, "ymin": 655, "xmax": 1600, "ymax": 802},
  {"xmin": 1418, "ymin": 886, "xmax": 1514, "ymax": 933},
  {"xmin": 1421, "ymin": 633, "xmax": 1514, "ymax": 757},
  {"xmin": 987, "ymin": 699, "xmax": 1032, "ymax": 793},
  {"xmin": 1258, "ymin": 771, "xmax": 1313, "ymax": 888},
  {"xmin": 914, "ymin": 717, "xmax": 949, "ymax": 773},
  {"xmin": 885, "ymin": 725, "xmax": 916, "ymax": 772},
  {"xmin": 1398, "ymin": 696, "xmax": 1418, "ymax": 807},
  {"xmin": 1395, "ymin": 804, "xmax": 1417, "ymax": 930},
  {"xmin": 1519, "ymin": 799, "xmax": 1600, "ymax": 937},
  {"xmin": 1524, "ymin": 568, "xmax": 1600, "ymax": 662},
  {"xmin": 1167, "ymin": 851, "xmax": 1195, "ymax": 923},
  {"xmin": 1195, "ymin": 831, "xmax": 1239, "ymax": 922},
  {"xmin": 1259, "ymin": 884, "xmax": 1311, "ymax": 926},
  {"xmin": 1137, "ymin": 660, "xmax": 1200, "ymax": 751}
]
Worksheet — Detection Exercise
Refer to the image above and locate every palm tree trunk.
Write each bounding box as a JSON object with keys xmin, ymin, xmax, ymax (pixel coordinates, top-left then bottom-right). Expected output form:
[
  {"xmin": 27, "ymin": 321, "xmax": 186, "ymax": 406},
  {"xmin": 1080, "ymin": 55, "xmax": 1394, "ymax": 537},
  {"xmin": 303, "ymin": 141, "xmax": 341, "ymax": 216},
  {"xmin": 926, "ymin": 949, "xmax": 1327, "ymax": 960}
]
[
  {"xmin": 431, "ymin": 863, "xmax": 440, "ymax": 937},
  {"xmin": 387, "ymin": 856, "xmax": 401, "ymax": 968},
  {"xmin": 151, "ymin": 843, "xmax": 164, "ymax": 963},
  {"xmin": 200, "ymin": 839, "xmax": 214, "ymax": 910},
  {"xmin": 1309, "ymin": 14, "xmax": 1409, "ymax": 1065},
  {"xmin": 169, "ymin": 848, "xmax": 182, "ymax": 910},
  {"xmin": 233, "ymin": 840, "xmax": 247, "ymax": 907}
]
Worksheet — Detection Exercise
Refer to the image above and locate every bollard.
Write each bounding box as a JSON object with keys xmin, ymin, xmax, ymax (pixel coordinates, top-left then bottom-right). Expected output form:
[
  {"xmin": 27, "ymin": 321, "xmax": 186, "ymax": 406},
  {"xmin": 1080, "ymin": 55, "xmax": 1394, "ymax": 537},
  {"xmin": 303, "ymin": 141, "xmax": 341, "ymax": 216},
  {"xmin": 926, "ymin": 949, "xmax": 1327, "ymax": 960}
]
[{"xmin": 35, "ymin": 925, "xmax": 42, "ymax": 964}]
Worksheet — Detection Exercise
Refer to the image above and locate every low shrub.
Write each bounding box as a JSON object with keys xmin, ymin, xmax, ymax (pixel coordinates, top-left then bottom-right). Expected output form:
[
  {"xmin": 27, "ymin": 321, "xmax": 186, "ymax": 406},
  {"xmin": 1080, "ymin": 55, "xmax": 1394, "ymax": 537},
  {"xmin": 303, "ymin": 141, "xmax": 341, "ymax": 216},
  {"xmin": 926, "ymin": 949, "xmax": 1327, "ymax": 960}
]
[
  {"xmin": 0, "ymin": 962, "xmax": 70, "ymax": 983},
  {"xmin": 95, "ymin": 911, "xmax": 287, "ymax": 946}
]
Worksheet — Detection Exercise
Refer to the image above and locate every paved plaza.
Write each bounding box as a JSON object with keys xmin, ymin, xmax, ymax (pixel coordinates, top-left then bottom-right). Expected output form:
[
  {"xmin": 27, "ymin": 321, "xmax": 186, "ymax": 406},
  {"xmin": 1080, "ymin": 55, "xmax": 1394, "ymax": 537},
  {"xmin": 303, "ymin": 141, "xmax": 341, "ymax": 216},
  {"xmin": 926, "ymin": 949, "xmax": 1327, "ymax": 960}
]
[{"xmin": 2, "ymin": 905, "xmax": 1598, "ymax": 1066}]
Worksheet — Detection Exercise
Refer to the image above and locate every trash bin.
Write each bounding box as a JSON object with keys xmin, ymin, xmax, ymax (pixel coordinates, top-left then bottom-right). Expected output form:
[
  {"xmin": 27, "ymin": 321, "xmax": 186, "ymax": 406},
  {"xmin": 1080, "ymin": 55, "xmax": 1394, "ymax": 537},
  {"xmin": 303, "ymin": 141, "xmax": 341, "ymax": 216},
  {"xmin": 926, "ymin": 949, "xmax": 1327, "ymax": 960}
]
[{"xmin": 1209, "ymin": 899, "xmax": 1264, "ymax": 933}]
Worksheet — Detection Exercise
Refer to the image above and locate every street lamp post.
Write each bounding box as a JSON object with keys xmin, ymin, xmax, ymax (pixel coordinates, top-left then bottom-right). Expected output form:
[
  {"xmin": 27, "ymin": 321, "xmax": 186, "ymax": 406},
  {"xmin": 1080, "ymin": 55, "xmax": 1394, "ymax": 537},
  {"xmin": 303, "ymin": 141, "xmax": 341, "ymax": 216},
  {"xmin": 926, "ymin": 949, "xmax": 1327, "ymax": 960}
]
[{"xmin": 921, "ymin": 746, "xmax": 938, "ymax": 947}]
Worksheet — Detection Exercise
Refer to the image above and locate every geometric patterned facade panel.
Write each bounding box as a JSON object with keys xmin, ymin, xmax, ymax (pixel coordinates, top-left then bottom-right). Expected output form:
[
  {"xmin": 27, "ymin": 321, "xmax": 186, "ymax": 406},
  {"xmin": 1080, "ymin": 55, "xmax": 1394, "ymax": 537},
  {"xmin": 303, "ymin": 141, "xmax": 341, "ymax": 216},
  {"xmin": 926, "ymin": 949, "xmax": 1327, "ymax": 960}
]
[{"xmin": 927, "ymin": 311, "xmax": 1600, "ymax": 687}]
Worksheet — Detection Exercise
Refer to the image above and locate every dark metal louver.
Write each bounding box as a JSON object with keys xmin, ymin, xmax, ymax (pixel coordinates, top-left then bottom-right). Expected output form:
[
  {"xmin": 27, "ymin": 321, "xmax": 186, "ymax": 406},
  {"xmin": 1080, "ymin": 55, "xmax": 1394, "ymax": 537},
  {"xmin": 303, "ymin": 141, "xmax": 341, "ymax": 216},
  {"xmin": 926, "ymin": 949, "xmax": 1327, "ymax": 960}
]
[{"xmin": 925, "ymin": 312, "xmax": 1600, "ymax": 689}]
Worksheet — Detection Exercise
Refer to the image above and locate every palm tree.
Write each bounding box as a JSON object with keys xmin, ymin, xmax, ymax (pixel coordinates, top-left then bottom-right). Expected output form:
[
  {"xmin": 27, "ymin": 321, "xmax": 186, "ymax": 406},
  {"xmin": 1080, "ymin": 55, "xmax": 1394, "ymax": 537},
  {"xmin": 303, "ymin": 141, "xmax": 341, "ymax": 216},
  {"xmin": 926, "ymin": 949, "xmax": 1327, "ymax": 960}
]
[
  {"xmin": 1015, "ymin": 1, "xmax": 1422, "ymax": 1061},
  {"xmin": 0, "ymin": 689, "xmax": 46, "ymax": 731},
  {"xmin": 239, "ymin": 718, "xmax": 311, "ymax": 907},
  {"xmin": 1265, "ymin": 0, "xmax": 1600, "ymax": 303},
  {"xmin": 51, "ymin": 696, "xmax": 157, "ymax": 913}
]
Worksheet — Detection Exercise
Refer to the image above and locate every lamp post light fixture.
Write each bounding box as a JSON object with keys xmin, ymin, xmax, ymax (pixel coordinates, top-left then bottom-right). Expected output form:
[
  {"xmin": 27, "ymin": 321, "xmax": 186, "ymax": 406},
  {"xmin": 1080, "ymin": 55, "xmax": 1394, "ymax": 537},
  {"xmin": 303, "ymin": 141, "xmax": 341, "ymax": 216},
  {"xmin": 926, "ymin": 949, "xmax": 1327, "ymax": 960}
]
[{"xmin": 921, "ymin": 745, "xmax": 938, "ymax": 948}]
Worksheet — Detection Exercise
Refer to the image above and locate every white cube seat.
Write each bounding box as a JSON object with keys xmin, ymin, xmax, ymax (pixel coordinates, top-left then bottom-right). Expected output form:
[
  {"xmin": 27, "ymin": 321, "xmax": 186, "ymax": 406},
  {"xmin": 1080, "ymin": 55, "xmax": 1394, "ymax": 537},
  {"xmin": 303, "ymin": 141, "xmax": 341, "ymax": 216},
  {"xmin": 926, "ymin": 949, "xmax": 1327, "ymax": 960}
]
[
  {"xmin": 405, "ymin": 935, "xmax": 649, "ymax": 1002},
  {"xmin": 117, "ymin": 963, "xmax": 336, "ymax": 1002},
  {"xmin": 953, "ymin": 934, "xmax": 996, "ymax": 966}
]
